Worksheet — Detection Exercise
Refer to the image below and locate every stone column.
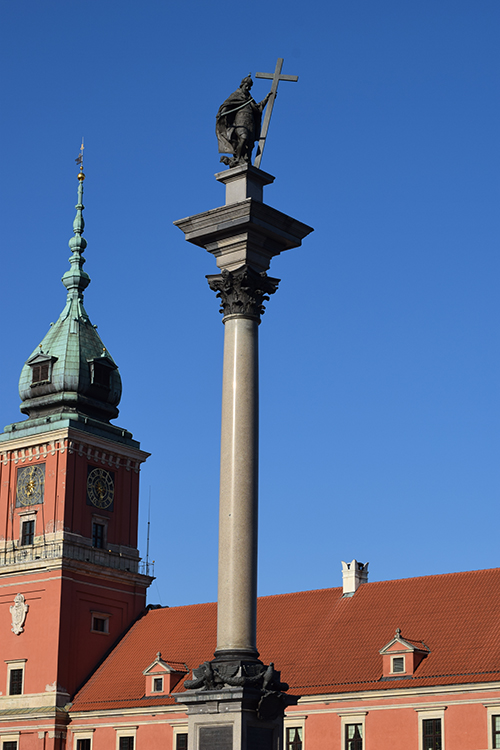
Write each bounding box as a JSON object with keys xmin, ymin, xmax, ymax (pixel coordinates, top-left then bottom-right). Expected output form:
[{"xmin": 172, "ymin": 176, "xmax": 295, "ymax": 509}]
[
  {"xmin": 174, "ymin": 164, "xmax": 313, "ymax": 750},
  {"xmin": 207, "ymin": 267, "xmax": 279, "ymax": 660}
]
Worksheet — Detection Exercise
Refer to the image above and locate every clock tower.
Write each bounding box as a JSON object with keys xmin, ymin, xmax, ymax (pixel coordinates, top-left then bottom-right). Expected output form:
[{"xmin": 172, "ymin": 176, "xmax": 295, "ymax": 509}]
[{"xmin": 0, "ymin": 165, "xmax": 152, "ymax": 748}]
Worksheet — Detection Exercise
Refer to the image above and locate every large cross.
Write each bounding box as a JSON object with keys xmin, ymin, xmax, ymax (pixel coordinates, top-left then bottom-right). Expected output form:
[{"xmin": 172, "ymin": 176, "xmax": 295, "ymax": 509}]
[{"xmin": 254, "ymin": 58, "xmax": 298, "ymax": 169}]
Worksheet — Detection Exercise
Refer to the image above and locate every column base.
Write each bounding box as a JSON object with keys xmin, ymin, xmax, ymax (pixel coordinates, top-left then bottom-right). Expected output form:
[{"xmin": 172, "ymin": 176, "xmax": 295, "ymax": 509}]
[{"xmin": 176, "ymin": 685, "xmax": 298, "ymax": 750}]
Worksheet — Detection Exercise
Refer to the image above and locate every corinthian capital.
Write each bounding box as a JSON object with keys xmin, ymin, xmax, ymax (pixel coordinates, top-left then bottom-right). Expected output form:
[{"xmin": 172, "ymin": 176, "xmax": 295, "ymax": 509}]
[{"xmin": 206, "ymin": 265, "xmax": 280, "ymax": 321}]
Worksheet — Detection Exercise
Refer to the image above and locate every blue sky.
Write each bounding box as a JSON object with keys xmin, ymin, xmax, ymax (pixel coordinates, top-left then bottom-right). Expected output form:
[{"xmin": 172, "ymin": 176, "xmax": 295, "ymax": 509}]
[{"xmin": 1, "ymin": 1, "xmax": 499, "ymax": 607}]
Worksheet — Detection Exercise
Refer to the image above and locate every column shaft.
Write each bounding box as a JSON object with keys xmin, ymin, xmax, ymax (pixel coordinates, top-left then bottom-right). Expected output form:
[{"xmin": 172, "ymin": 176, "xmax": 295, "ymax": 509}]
[{"xmin": 216, "ymin": 316, "xmax": 259, "ymax": 657}]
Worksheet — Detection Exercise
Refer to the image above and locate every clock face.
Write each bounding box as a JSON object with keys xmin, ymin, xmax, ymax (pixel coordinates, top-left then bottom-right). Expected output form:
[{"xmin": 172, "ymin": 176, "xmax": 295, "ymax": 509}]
[
  {"xmin": 87, "ymin": 467, "xmax": 114, "ymax": 510},
  {"xmin": 16, "ymin": 464, "xmax": 45, "ymax": 507}
]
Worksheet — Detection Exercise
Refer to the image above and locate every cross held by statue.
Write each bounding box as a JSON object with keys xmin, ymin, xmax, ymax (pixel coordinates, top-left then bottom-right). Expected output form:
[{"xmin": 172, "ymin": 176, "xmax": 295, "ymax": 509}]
[{"xmin": 254, "ymin": 58, "xmax": 298, "ymax": 168}]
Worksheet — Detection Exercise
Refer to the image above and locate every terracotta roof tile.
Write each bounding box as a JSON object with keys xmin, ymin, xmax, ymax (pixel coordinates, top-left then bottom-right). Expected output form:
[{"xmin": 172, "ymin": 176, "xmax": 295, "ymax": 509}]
[{"xmin": 71, "ymin": 568, "xmax": 500, "ymax": 711}]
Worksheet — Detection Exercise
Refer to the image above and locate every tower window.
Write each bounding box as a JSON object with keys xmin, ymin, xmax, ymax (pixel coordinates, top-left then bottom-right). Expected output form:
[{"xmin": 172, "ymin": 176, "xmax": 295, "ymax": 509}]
[
  {"xmin": 9, "ymin": 669, "xmax": 23, "ymax": 696},
  {"xmin": 91, "ymin": 615, "xmax": 109, "ymax": 634},
  {"xmin": 28, "ymin": 355, "xmax": 57, "ymax": 388},
  {"xmin": 91, "ymin": 611, "xmax": 110, "ymax": 634},
  {"xmin": 21, "ymin": 520, "xmax": 35, "ymax": 546},
  {"xmin": 92, "ymin": 617, "xmax": 105, "ymax": 632},
  {"xmin": 91, "ymin": 362, "xmax": 110, "ymax": 388},
  {"xmin": 92, "ymin": 522, "xmax": 105, "ymax": 549},
  {"xmin": 31, "ymin": 363, "xmax": 50, "ymax": 384}
]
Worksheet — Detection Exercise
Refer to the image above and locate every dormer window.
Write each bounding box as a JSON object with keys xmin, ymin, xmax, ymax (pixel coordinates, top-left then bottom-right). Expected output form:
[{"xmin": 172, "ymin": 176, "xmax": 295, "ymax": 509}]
[
  {"xmin": 143, "ymin": 652, "xmax": 187, "ymax": 697},
  {"xmin": 27, "ymin": 353, "xmax": 57, "ymax": 387},
  {"xmin": 91, "ymin": 361, "xmax": 110, "ymax": 388},
  {"xmin": 32, "ymin": 363, "xmax": 49, "ymax": 384},
  {"xmin": 379, "ymin": 628, "xmax": 430, "ymax": 678},
  {"xmin": 88, "ymin": 354, "xmax": 117, "ymax": 392}
]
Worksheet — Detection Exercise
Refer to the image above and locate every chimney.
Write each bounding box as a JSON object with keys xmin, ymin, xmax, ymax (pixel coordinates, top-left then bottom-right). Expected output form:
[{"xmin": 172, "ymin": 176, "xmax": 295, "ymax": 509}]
[{"xmin": 341, "ymin": 559, "xmax": 369, "ymax": 596}]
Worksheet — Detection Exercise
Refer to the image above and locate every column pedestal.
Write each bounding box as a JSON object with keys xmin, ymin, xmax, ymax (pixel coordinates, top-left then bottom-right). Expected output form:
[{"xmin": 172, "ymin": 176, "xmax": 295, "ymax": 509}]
[{"xmin": 182, "ymin": 687, "xmax": 289, "ymax": 750}]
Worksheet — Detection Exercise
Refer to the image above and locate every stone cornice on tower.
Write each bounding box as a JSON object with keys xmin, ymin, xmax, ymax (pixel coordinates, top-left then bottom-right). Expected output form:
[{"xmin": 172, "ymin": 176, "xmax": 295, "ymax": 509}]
[{"xmin": 0, "ymin": 427, "xmax": 150, "ymax": 471}]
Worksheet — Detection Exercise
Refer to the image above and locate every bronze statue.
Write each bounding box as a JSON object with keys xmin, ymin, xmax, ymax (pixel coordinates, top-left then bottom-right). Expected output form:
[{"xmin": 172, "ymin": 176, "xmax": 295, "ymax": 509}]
[{"xmin": 216, "ymin": 75, "xmax": 272, "ymax": 168}]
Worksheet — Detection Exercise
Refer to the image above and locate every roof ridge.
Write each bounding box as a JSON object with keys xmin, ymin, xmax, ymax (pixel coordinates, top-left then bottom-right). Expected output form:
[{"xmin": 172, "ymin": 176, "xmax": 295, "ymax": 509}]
[{"xmin": 156, "ymin": 566, "xmax": 500, "ymax": 612}]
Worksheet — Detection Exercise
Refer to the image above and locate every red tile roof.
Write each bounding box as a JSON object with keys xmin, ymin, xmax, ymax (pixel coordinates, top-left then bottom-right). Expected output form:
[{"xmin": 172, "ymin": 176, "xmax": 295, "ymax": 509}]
[{"xmin": 71, "ymin": 567, "xmax": 500, "ymax": 712}]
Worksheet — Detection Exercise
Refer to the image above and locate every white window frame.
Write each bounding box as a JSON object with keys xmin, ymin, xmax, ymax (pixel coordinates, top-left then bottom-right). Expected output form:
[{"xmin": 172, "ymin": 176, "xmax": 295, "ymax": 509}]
[
  {"xmin": 172, "ymin": 724, "xmax": 188, "ymax": 750},
  {"xmin": 152, "ymin": 675, "xmax": 164, "ymax": 692},
  {"xmin": 115, "ymin": 726, "xmax": 137, "ymax": 750},
  {"xmin": 19, "ymin": 511, "xmax": 37, "ymax": 546},
  {"xmin": 73, "ymin": 729, "xmax": 94, "ymax": 750},
  {"xmin": 284, "ymin": 715, "xmax": 306, "ymax": 750},
  {"xmin": 339, "ymin": 712, "xmax": 366, "ymax": 750},
  {"xmin": 391, "ymin": 654, "xmax": 405, "ymax": 674},
  {"xmin": 91, "ymin": 611, "xmax": 110, "ymax": 634},
  {"xmin": 0, "ymin": 733, "xmax": 20, "ymax": 750},
  {"xmin": 283, "ymin": 719, "xmax": 305, "ymax": 750},
  {"xmin": 484, "ymin": 704, "xmax": 500, "ymax": 749},
  {"xmin": 5, "ymin": 659, "xmax": 26, "ymax": 696},
  {"xmin": 415, "ymin": 707, "xmax": 446, "ymax": 750}
]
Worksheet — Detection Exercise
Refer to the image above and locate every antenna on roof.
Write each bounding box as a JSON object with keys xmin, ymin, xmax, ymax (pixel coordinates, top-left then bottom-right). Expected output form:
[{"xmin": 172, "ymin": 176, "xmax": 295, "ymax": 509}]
[{"xmin": 146, "ymin": 487, "xmax": 151, "ymax": 574}]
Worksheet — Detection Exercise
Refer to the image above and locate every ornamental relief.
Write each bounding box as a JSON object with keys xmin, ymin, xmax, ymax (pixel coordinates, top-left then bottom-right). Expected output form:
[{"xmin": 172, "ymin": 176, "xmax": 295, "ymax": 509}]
[{"xmin": 10, "ymin": 593, "xmax": 29, "ymax": 635}]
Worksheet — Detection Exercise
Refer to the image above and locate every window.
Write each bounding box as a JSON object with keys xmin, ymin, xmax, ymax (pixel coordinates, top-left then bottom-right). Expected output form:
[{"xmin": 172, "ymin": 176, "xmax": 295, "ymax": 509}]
[
  {"xmin": 89, "ymin": 357, "xmax": 115, "ymax": 391},
  {"xmin": 92, "ymin": 522, "xmax": 105, "ymax": 548},
  {"xmin": 176, "ymin": 734, "xmax": 188, "ymax": 750},
  {"xmin": 340, "ymin": 713, "xmax": 366, "ymax": 750},
  {"xmin": 9, "ymin": 669, "xmax": 23, "ymax": 696},
  {"xmin": 422, "ymin": 719, "xmax": 441, "ymax": 750},
  {"xmin": 153, "ymin": 677, "xmax": 163, "ymax": 692},
  {"xmin": 31, "ymin": 363, "xmax": 50, "ymax": 385},
  {"xmin": 116, "ymin": 727, "xmax": 137, "ymax": 750},
  {"xmin": 493, "ymin": 716, "xmax": 500, "ymax": 749},
  {"xmin": 3, "ymin": 742, "xmax": 17, "ymax": 750},
  {"xmin": 392, "ymin": 656, "xmax": 405, "ymax": 673},
  {"xmin": 345, "ymin": 724, "xmax": 362, "ymax": 750},
  {"xmin": 286, "ymin": 727, "xmax": 303, "ymax": 750},
  {"xmin": 21, "ymin": 520, "xmax": 34, "ymax": 546},
  {"xmin": 91, "ymin": 612, "xmax": 109, "ymax": 634},
  {"xmin": 92, "ymin": 362, "xmax": 110, "ymax": 388},
  {"xmin": 76, "ymin": 741, "xmax": 91, "ymax": 750}
]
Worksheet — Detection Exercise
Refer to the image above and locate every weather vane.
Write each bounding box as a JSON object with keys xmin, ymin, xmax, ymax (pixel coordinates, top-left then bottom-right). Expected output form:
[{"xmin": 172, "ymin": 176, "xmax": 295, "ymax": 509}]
[
  {"xmin": 216, "ymin": 58, "xmax": 298, "ymax": 170},
  {"xmin": 75, "ymin": 138, "xmax": 84, "ymax": 173}
]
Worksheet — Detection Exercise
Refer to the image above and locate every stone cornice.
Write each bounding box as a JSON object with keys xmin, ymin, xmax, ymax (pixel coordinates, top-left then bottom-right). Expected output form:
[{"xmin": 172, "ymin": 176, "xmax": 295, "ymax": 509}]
[
  {"xmin": 174, "ymin": 199, "xmax": 312, "ymax": 251},
  {"xmin": 295, "ymin": 679, "xmax": 500, "ymax": 705},
  {"xmin": 0, "ymin": 427, "xmax": 150, "ymax": 473},
  {"xmin": 175, "ymin": 198, "xmax": 313, "ymax": 273}
]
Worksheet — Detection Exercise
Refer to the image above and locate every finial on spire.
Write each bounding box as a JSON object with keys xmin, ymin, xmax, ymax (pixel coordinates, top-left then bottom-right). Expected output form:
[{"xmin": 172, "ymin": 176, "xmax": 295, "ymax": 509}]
[
  {"xmin": 75, "ymin": 138, "xmax": 85, "ymax": 181},
  {"xmin": 62, "ymin": 145, "xmax": 90, "ymax": 307}
]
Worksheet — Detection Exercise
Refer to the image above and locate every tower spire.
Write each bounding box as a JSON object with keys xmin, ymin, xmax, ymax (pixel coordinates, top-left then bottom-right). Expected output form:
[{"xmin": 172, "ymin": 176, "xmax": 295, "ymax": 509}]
[
  {"xmin": 15, "ymin": 146, "xmax": 123, "ymax": 427},
  {"xmin": 61, "ymin": 143, "xmax": 90, "ymax": 319}
]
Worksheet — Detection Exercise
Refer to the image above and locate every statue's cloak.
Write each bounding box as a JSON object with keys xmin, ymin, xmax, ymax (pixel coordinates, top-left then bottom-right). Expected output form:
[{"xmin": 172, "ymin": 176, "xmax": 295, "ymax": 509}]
[{"xmin": 216, "ymin": 88, "xmax": 263, "ymax": 155}]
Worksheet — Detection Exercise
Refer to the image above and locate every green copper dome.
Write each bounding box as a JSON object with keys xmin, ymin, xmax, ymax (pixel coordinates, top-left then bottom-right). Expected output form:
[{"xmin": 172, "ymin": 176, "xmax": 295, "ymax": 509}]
[{"xmin": 18, "ymin": 172, "xmax": 122, "ymax": 423}]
